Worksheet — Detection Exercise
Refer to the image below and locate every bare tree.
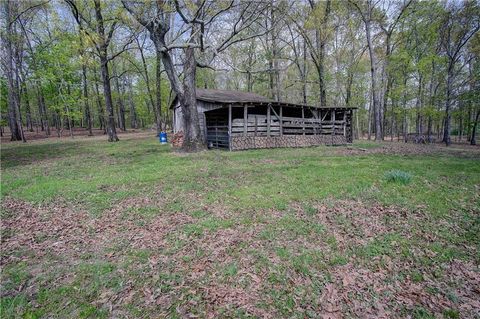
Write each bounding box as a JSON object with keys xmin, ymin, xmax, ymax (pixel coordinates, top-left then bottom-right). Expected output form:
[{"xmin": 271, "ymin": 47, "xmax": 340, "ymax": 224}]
[
  {"xmin": 290, "ymin": 0, "xmax": 331, "ymax": 107},
  {"xmin": 380, "ymin": 0, "xmax": 412, "ymax": 139},
  {"xmin": 122, "ymin": 0, "xmax": 271, "ymax": 151},
  {"xmin": 66, "ymin": 0, "xmax": 135, "ymax": 142},
  {"xmin": 2, "ymin": 0, "xmax": 26, "ymax": 141},
  {"xmin": 439, "ymin": 1, "xmax": 479, "ymax": 146},
  {"xmin": 349, "ymin": 0, "xmax": 382, "ymax": 141},
  {"xmin": 78, "ymin": 20, "xmax": 93, "ymax": 136}
]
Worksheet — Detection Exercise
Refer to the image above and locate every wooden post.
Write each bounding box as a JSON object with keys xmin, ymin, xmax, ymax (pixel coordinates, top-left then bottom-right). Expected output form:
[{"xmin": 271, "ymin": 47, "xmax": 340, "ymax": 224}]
[
  {"xmin": 343, "ymin": 110, "xmax": 346, "ymax": 136},
  {"xmin": 243, "ymin": 104, "xmax": 248, "ymax": 136},
  {"xmin": 279, "ymin": 106, "xmax": 283, "ymax": 135},
  {"xmin": 267, "ymin": 103, "xmax": 271, "ymax": 136},
  {"xmin": 254, "ymin": 115, "xmax": 258, "ymax": 136},
  {"xmin": 332, "ymin": 110, "xmax": 336, "ymax": 136},
  {"xmin": 319, "ymin": 110, "xmax": 322, "ymax": 134},
  {"xmin": 228, "ymin": 104, "xmax": 232, "ymax": 149},
  {"xmin": 302, "ymin": 106, "xmax": 305, "ymax": 135},
  {"xmin": 311, "ymin": 108, "xmax": 317, "ymax": 135}
]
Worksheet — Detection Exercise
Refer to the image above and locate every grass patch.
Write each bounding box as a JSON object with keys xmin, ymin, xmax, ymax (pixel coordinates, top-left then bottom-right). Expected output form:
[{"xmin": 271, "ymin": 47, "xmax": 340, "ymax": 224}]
[
  {"xmin": 384, "ymin": 169, "xmax": 413, "ymax": 185},
  {"xmin": 1, "ymin": 134, "xmax": 479, "ymax": 318}
]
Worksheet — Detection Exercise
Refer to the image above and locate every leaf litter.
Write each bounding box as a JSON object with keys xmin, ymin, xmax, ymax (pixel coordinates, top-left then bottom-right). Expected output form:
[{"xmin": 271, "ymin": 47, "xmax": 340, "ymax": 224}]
[{"xmin": 1, "ymin": 194, "xmax": 479, "ymax": 318}]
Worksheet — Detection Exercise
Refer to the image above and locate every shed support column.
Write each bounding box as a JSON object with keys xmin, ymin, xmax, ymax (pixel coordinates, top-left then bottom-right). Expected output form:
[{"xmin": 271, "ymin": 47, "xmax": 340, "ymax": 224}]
[
  {"xmin": 228, "ymin": 104, "xmax": 232, "ymax": 148},
  {"xmin": 343, "ymin": 111, "xmax": 347, "ymax": 136},
  {"xmin": 267, "ymin": 104, "xmax": 271, "ymax": 136},
  {"xmin": 319, "ymin": 110, "xmax": 322, "ymax": 134},
  {"xmin": 302, "ymin": 106, "xmax": 305, "ymax": 135},
  {"xmin": 173, "ymin": 109, "xmax": 176, "ymax": 133},
  {"xmin": 243, "ymin": 105, "xmax": 248, "ymax": 136},
  {"xmin": 332, "ymin": 110, "xmax": 336, "ymax": 136},
  {"xmin": 280, "ymin": 106, "xmax": 283, "ymax": 135}
]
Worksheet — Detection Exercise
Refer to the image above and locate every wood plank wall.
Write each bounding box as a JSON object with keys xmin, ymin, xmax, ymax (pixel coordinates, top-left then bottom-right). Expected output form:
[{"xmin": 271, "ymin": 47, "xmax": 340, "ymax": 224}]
[{"xmin": 231, "ymin": 110, "xmax": 352, "ymax": 138}]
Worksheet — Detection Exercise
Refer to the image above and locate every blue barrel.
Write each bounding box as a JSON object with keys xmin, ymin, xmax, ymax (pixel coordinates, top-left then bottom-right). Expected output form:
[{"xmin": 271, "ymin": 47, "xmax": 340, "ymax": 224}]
[{"xmin": 159, "ymin": 131, "xmax": 167, "ymax": 144}]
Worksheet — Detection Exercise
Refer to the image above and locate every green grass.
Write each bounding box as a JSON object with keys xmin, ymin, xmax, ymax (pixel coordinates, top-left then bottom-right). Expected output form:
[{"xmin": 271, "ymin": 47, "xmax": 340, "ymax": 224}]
[
  {"xmin": 2, "ymin": 137, "xmax": 478, "ymax": 215},
  {"xmin": 1, "ymin": 134, "xmax": 479, "ymax": 318},
  {"xmin": 384, "ymin": 169, "xmax": 413, "ymax": 184}
]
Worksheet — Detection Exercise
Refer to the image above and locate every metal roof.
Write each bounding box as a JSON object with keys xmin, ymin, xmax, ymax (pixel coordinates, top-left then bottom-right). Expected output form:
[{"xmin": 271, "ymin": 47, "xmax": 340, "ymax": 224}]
[
  {"xmin": 195, "ymin": 88, "xmax": 271, "ymax": 104},
  {"xmin": 170, "ymin": 88, "xmax": 357, "ymax": 109}
]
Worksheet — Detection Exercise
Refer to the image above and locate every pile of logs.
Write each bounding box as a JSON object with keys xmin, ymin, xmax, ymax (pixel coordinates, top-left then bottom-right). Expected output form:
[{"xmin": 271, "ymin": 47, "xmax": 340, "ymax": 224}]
[
  {"xmin": 171, "ymin": 131, "xmax": 184, "ymax": 148},
  {"xmin": 230, "ymin": 135, "xmax": 347, "ymax": 150}
]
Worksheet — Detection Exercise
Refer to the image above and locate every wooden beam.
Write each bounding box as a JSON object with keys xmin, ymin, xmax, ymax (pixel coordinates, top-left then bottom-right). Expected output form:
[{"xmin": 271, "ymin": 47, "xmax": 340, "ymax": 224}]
[
  {"xmin": 318, "ymin": 110, "xmax": 322, "ymax": 134},
  {"xmin": 243, "ymin": 105, "xmax": 248, "ymax": 136},
  {"xmin": 254, "ymin": 115, "xmax": 258, "ymax": 136},
  {"xmin": 267, "ymin": 104, "xmax": 271, "ymax": 136},
  {"xmin": 321, "ymin": 111, "xmax": 329, "ymax": 121},
  {"xmin": 332, "ymin": 110, "xmax": 336, "ymax": 136},
  {"xmin": 302, "ymin": 106, "xmax": 305, "ymax": 135},
  {"xmin": 309, "ymin": 107, "xmax": 317, "ymax": 135},
  {"xmin": 280, "ymin": 106, "xmax": 283, "ymax": 135}
]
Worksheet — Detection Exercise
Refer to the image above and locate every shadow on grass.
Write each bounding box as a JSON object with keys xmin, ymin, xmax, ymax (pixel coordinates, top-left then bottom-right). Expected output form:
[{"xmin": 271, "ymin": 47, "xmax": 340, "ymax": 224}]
[
  {"xmin": 1, "ymin": 142, "xmax": 87, "ymax": 169},
  {"xmin": 1, "ymin": 138, "xmax": 172, "ymax": 169}
]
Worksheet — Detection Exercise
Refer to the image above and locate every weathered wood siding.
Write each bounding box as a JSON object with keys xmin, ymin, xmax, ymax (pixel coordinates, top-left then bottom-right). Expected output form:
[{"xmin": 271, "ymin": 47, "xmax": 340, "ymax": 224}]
[
  {"xmin": 231, "ymin": 114, "xmax": 351, "ymax": 136},
  {"xmin": 174, "ymin": 101, "xmax": 354, "ymax": 150},
  {"xmin": 173, "ymin": 101, "xmax": 224, "ymax": 141}
]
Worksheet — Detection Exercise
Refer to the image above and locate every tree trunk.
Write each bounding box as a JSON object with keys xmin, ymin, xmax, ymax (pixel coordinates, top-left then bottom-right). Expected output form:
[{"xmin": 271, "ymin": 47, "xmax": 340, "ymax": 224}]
[
  {"xmin": 21, "ymin": 80, "xmax": 34, "ymax": 132},
  {"xmin": 127, "ymin": 77, "xmax": 138, "ymax": 129},
  {"xmin": 99, "ymin": 57, "xmax": 118, "ymax": 141},
  {"xmin": 268, "ymin": 5, "xmax": 280, "ymax": 102},
  {"xmin": 309, "ymin": 0, "xmax": 330, "ymax": 107},
  {"xmin": 471, "ymin": 109, "xmax": 479, "ymax": 145},
  {"xmin": 459, "ymin": 112, "xmax": 463, "ymax": 141},
  {"xmin": 443, "ymin": 64, "xmax": 453, "ymax": 146},
  {"xmin": 365, "ymin": 17, "xmax": 382, "ymax": 141},
  {"xmin": 137, "ymin": 37, "xmax": 157, "ymax": 122},
  {"xmin": 4, "ymin": 0, "xmax": 25, "ymax": 142},
  {"xmin": 180, "ymin": 43, "xmax": 204, "ymax": 150},
  {"xmin": 155, "ymin": 52, "xmax": 163, "ymax": 133},
  {"xmin": 37, "ymin": 87, "xmax": 49, "ymax": 135},
  {"xmin": 93, "ymin": 66, "xmax": 106, "ymax": 133},
  {"xmin": 302, "ymin": 39, "xmax": 308, "ymax": 105},
  {"xmin": 94, "ymin": 0, "xmax": 118, "ymax": 142},
  {"xmin": 382, "ymin": 34, "xmax": 392, "ymax": 140},
  {"xmin": 415, "ymin": 75, "xmax": 423, "ymax": 135},
  {"xmin": 126, "ymin": 0, "xmax": 205, "ymax": 150},
  {"xmin": 111, "ymin": 60, "xmax": 126, "ymax": 131},
  {"xmin": 78, "ymin": 21, "xmax": 93, "ymax": 136},
  {"xmin": 402, "ymin": 75, "xmax": 408, "ymax": 142},
  {"xmin": 82, "ymin": 64, "xmax": 93, "ymax": 135},
  {"xmin": 367, "ymin": 94, "xmax": 372, "ymax": 140},
  {"xmin": 148, "ymin": 25, "xmax": 203, "ymax": 150},
  {"xmin": 55, "ymin": 111, "xmax": 62, "ymax": 137}
]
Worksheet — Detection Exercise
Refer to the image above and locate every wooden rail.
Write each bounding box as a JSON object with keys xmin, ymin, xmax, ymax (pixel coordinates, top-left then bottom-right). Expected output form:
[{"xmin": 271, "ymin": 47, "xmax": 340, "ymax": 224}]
[{"xmin": 231, "ymin": 114, "xmax": 349, "ymax": 137}]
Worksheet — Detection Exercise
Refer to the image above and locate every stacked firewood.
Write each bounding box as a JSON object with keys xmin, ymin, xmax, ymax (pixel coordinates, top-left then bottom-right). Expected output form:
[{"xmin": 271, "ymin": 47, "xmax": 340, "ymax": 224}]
[
  {"xmin": 171, "ymin": 131, "xmax": 184, "ymax": 148},
  {"xmin": 230, "ymin": 135, "xmax": 348, "ymax": 150}
]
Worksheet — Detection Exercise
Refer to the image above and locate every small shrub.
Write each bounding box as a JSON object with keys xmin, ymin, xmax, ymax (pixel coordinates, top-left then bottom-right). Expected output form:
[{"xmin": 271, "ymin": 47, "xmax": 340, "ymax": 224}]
[
  {"xmin": 443, "ymin": 309, "xmax": 460, "ymax": 319},
  {"xmin": 385, "ymin": 170, "xmax": 412, "ymax": 185}
]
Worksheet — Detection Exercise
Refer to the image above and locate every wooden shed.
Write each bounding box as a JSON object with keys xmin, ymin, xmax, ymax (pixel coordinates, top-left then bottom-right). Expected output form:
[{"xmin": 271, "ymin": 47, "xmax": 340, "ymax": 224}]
[{"xmin": 171, "ymin": 89, "xmax": 355, "ymax": 151}]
